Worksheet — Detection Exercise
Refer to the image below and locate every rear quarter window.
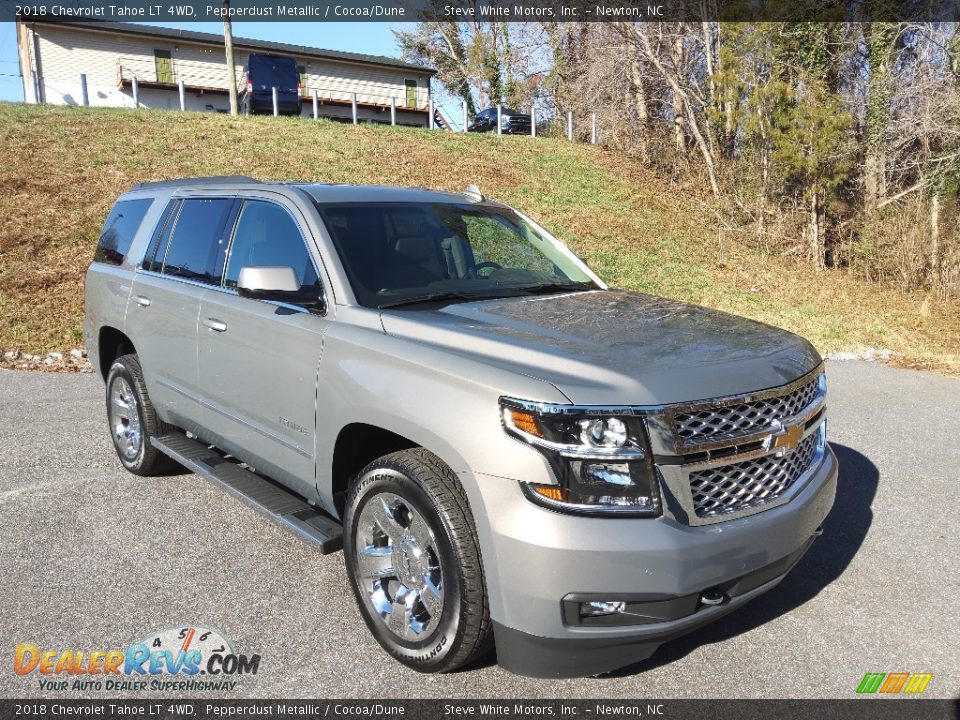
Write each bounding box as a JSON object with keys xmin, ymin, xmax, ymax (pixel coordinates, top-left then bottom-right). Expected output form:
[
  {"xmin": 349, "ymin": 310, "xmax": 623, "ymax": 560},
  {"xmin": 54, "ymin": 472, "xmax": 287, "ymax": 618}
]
[{"xmin": 94, "ymin": 198, "xmax": 154, "ymax": 266}]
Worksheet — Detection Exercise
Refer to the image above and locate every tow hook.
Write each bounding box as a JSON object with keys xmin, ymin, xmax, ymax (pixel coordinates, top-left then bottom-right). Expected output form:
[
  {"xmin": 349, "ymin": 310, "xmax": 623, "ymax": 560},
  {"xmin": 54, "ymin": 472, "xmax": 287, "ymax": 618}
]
[{"xmin": 700, "ymin": 588, "xmax": 726, "ymax": 607}]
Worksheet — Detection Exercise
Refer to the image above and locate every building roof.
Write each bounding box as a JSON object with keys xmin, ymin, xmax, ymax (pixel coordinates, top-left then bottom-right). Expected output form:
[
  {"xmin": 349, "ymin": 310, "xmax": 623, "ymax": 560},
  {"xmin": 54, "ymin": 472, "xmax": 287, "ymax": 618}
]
[{"xmin": 54, "ymin": 21, "xmax": 436, "ymax": 75}]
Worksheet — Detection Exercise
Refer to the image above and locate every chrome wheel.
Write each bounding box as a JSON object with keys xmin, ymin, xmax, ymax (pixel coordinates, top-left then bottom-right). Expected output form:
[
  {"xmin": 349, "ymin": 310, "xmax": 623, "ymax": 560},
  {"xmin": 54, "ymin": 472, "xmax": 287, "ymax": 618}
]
[
  {"xmin": 109, "ymin": 376, "xmax": 142, "ymax": 461},
  {"xmin": 354, "ymin": 492, "xmax": 444, "ymax": 642}
]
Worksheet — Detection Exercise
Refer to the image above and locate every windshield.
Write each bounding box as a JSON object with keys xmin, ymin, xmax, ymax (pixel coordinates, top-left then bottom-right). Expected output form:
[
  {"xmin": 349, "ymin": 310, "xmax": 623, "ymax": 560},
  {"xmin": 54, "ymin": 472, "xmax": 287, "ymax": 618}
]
[{"xmin": 315, "ymin": 202, "xmax": 598, "ymax": 309}]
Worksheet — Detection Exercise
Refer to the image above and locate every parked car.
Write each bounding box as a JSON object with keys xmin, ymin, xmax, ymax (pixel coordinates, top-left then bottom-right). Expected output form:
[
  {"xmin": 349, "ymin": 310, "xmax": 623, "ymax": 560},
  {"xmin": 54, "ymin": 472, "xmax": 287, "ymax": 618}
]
[
  {"xmin": 468, "ymin": 107, "xmax": 532, "ymax": 134},
  {"xmin": 240, "ymin": 53, "xmax": 302, "ymax": 116},
  {"xmin": 85, "ymin": 177, "xmax": 837, "ymax": 678}
]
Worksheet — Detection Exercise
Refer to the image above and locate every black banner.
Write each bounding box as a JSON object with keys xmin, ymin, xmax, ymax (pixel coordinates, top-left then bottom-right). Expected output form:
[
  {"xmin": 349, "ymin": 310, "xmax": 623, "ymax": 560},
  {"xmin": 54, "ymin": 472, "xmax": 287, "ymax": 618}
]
[
  {"xmin": 3, "ymin": 0, "xmax": 959, "ymax": 23},
  {"xmin": 1, "ymin": 700, "xmax": 959, "ymax": 720}
]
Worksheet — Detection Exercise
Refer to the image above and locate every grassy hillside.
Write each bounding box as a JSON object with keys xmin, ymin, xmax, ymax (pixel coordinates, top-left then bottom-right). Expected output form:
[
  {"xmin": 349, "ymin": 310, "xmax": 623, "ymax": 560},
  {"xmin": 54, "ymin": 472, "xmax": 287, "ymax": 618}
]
[{"xmin": 1, "ymin": 103, "xmax": 958, "ymax": 374}]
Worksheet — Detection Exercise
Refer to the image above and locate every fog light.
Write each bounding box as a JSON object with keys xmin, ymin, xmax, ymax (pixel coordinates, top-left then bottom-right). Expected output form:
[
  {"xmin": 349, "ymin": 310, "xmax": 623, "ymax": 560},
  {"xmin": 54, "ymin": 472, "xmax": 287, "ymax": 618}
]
[{"xmin": 580, "ymin": 600, "xmax": 626, "ymax": 618}]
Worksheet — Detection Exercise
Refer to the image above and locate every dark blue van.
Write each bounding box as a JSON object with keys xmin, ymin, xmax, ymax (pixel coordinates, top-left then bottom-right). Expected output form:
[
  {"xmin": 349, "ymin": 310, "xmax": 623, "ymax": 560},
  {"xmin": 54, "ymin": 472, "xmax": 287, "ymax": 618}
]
[{"xmin": 240, "ymin": 54, "xmax": 302, "ymax": 116}]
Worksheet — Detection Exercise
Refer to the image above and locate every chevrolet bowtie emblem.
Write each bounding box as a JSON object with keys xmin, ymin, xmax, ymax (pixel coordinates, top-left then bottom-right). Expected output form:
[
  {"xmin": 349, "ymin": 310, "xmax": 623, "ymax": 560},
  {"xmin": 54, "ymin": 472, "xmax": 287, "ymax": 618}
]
[{"xmin": 765, "ymin": 420, "xmax": 804, "ymax": 457}]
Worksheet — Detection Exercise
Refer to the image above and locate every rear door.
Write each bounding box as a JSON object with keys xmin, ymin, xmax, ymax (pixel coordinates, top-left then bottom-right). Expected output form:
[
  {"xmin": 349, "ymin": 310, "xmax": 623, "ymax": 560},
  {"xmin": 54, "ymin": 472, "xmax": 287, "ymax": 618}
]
[
  {"xmin": 127, "ymin": 196, "xmax": 235, "ymax": 429},
  {"xmin": 196, "ymin": 196, "xmax": 329, "ymax": 499}
]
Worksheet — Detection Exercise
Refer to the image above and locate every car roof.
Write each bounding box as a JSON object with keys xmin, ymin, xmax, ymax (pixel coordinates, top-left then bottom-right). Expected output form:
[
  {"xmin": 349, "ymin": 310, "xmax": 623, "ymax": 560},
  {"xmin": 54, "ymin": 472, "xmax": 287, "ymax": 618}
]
[
  {"xmin": 297, "ymin": 184, "xmax": 483, "ymax": 205},
  {"xmin": 121, "ymin": 177, "xmax": 489, "ymax": 206}
]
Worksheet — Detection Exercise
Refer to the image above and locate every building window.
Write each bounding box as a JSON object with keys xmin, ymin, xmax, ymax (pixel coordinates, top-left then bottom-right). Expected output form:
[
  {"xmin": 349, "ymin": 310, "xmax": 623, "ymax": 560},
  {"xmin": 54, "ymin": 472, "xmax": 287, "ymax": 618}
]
[
  {"xmin": 154, "ymin": 49, "xmax": 174, "ymax": 84},
  {"xmin": 405, "ymin": 79, "xmax": 417, "ymax": 108}
]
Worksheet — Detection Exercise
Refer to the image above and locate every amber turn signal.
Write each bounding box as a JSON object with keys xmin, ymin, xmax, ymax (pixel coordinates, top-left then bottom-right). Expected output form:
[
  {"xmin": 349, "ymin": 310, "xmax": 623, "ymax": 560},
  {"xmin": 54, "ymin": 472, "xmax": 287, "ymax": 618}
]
[
  {"xmin": 530, "ymin": 484, "xmax": 566, "ymax": 502},
  {"xmin": 508, "ymin": 408, "xmax": 544, "ymax": 438}
]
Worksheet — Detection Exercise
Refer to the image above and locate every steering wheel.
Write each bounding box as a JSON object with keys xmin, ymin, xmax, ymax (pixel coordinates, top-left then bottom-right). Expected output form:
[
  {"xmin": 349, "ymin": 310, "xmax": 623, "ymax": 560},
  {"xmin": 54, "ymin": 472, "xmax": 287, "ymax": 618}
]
[{"xmin": 473, "ymin": 261, "xmax": 503, "ymax": 278}]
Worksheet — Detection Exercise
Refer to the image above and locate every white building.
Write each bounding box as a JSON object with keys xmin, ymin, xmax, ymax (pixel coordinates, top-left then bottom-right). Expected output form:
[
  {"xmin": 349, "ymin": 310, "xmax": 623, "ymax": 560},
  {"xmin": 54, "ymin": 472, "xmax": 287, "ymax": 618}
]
[{"xmin": 15, "ymin": 20, "xmax": 436, "ymax": 127}]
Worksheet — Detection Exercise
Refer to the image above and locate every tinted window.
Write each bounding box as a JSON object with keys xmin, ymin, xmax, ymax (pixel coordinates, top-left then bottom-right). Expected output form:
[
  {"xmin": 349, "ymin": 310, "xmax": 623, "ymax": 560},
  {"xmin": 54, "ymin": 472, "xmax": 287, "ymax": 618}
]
[
  {"xmin": 94, "ymin": 198, "xmax": 153, "ymax": 266},
  {"xmin": 161, "ymin": 198, "xmax": 233, "ymax": 285},
  {"xmin": 142, "ymin": 200, "xmax": 180, "ymax": 272},
  {"xmin": 224, "ymin": 201, "xmax": 319, "ymax": 289}
]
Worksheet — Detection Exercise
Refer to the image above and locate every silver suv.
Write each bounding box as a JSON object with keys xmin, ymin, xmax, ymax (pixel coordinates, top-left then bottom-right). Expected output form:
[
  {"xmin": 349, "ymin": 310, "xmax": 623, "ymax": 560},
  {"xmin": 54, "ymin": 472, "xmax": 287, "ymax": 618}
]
[{"xmin": 84, "ymin": 177, "xmax": 837, "ymax": 678}]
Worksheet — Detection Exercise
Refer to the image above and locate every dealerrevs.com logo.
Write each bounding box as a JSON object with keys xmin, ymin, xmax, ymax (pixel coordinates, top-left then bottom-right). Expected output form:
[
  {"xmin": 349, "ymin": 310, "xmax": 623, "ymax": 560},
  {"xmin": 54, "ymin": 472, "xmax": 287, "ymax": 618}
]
[{"xmin": 14, "ymin": 626, "xmax": 260, "ymax": 692}]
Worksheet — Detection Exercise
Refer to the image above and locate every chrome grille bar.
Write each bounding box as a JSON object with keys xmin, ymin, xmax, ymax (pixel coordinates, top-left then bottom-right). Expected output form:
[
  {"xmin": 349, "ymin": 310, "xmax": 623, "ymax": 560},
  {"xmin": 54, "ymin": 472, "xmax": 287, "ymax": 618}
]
[
  {"xmin": 688, "ymin": 429, "xmax": 822, "ymax": 518},
  {"xmin": 672, "ymin": 373, "xmax": 822, "ymax": 447}
]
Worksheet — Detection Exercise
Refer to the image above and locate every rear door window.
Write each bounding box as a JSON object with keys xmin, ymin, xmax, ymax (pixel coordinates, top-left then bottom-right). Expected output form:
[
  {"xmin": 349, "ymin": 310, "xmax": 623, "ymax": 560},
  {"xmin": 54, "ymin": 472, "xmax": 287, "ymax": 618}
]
[
  {"xmin": 94, "ymin": 198, "xmax": 154, "ymax": 266},
  {"xmin": 224, "ymin": 200, "xmax": 319, "ymax": 290},
  {"xmin": 160, "ymin": 198, "xmax": 234, "ymax": 285}
]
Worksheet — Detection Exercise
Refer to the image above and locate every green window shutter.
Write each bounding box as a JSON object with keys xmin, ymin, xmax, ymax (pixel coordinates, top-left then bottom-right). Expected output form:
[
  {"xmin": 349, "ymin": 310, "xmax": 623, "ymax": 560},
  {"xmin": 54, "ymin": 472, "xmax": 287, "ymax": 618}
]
[
  {"xmin": 154, "ymin": 50, "xmax": 173, "ymax": 84},
  {"xmin": 405, "ymin": 79, "xmax": 417, "ymax": 108}
]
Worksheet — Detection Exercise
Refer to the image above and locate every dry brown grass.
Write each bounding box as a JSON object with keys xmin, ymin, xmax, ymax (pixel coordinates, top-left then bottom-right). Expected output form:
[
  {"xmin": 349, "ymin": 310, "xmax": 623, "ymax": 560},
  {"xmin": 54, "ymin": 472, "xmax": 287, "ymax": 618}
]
[{"xmin": 1, "ymin": 103, "xmax": 958, "ymax": 375}]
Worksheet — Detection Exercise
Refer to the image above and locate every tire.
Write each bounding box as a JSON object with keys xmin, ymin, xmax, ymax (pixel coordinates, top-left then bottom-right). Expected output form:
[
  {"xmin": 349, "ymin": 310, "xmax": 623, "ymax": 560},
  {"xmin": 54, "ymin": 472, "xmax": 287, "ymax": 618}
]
[
  {"xmin": 105, "ymin": 354, "xmax": 177, "ymax": 476},
  {"xmin": 343, "ymin": 448, "xmax": 492, "ymax": 673}
]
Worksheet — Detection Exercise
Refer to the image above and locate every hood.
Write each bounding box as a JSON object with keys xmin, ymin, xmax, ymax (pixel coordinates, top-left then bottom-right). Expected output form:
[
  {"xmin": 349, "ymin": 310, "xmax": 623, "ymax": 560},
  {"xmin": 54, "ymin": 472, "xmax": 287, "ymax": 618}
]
[{"xmin": 379, "ymin": 290, "xmax": 821, "ymax": 406}]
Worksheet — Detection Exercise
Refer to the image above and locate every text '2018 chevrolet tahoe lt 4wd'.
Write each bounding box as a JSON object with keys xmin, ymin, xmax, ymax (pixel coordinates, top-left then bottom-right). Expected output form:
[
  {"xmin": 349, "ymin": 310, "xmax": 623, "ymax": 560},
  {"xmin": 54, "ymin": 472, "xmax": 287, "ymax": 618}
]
[{"xmin": 84, "ymin": 177, "xmax": 837, "ymax": 678}]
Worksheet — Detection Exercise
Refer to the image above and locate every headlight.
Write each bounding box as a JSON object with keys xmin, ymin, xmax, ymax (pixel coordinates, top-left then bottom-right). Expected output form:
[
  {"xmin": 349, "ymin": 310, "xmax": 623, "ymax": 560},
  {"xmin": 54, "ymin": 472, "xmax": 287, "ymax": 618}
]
[{"xmin": 500, "ymin": 398, "xmax": 661, "ymax": 517}]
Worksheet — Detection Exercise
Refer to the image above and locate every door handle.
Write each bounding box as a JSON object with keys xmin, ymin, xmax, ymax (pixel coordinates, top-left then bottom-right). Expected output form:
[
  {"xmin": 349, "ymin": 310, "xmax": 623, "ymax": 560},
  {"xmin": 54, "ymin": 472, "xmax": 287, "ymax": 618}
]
[
  {"xmin": 133, "ymin": 295, "xmax": 151, "ymax": 307},
  {"xmin": 203, "ymin": 318, "xmax": 228, "ymax": 333}
]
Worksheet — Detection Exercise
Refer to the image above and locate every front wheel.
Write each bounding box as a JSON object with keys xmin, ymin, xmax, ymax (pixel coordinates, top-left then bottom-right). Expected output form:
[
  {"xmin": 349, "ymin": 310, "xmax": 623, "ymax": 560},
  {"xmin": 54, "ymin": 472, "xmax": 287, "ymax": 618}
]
[{"xmin": 343, "ymin": 449, "xmax": 492, "ymax": 673}]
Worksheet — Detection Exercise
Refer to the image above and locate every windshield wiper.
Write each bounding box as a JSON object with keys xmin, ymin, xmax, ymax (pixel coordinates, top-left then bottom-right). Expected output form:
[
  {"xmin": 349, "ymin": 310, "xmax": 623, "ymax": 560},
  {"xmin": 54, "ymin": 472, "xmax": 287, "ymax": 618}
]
[
  {"xmin": 378, "ymin": 290, "xmax": 522, "ymax": 309},
  {"xmin": 517, "ymin": 281, "xmax": 597, "ymax": 296}
]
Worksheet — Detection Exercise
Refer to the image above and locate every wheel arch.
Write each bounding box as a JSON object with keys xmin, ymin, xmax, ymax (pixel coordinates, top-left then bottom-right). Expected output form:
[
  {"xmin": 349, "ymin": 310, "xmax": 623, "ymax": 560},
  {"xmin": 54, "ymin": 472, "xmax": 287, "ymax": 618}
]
[
  {"xmin": 328, "ymin": 421, "xmax": 476, "ymax": 520},
  {"xmin": 97, "ymin": 326, "xmax": 137, "ymax": 381}
]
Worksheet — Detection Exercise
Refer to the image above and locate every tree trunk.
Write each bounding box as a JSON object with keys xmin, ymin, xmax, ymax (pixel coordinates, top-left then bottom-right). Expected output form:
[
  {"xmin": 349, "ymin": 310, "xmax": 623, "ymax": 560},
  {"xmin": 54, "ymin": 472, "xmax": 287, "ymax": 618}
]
[
  {"xmin": 757, "ymin": 142, "xmax": 770, "ymax": 248},
  {"xmin": 701, "ymin": 20, "xmax": 719, "ymax": 160},
  {"xmin": 627, "ymin": 44, "xmax": 650, "ymax": 163},
  {"xmin": 864, "ymin": 23, "xmax": 894, "ymax": 214},
  {"xmin": 930, "ymin": 193, "xmax": 941, "ymax": 290},
  {"xmin": 810, "ymin": 189, "xmax": 825, "ymax": 270},
  {"xmin": 671, "ymin": 35, "xmax": 686, "ymax": 153}
]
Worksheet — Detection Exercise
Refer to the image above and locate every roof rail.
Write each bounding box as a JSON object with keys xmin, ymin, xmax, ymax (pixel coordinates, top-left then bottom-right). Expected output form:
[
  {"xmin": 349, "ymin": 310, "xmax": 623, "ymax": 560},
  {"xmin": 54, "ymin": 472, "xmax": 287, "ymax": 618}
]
[{"xmin": 131, "ymin": 176, "xmax": 262, "ymax": 190}]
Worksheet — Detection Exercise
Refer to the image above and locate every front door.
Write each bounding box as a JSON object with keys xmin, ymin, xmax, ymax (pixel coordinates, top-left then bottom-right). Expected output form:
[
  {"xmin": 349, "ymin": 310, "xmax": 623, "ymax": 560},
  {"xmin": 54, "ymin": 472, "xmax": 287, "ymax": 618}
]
[{"xmin": 197, "ymin": 197, "xmax": 329, "ymax": 500}]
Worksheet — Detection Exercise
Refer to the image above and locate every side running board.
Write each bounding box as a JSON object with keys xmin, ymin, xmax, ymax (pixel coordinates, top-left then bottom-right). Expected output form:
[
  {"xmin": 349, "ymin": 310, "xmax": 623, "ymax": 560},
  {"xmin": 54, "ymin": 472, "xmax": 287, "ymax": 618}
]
[{"xmin": 151, "ymin": 432, "xmax": 342, "ymax": 554}]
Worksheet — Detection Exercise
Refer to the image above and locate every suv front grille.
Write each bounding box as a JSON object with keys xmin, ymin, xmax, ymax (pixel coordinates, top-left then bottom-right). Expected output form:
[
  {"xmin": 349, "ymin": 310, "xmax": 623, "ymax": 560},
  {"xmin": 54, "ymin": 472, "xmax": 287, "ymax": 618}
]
[
  {"xmin": 688, "ymin": 430, "xmax": 820, "ymax": 518},
  {"xmin": 673, "ymin": 375, "xmax": 820, "ymax": 446}
]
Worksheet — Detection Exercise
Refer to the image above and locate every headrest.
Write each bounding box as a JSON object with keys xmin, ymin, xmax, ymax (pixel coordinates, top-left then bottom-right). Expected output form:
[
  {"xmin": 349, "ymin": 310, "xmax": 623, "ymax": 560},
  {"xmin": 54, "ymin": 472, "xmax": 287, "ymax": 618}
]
[{"xmin": 394, "ymin": 235, "xmax": 437, "ymax": 263}]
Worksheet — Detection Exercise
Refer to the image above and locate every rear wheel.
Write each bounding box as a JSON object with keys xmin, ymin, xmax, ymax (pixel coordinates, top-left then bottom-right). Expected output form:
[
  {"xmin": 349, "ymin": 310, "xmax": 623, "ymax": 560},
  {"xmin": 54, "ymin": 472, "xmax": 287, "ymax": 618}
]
[
  {"xmin": 343, "ymin": 449, "xmax": 492, "ymax": 673},
  {"xmin": 105, "ymin": 354, "xmax": 177, "ymax": 476}
]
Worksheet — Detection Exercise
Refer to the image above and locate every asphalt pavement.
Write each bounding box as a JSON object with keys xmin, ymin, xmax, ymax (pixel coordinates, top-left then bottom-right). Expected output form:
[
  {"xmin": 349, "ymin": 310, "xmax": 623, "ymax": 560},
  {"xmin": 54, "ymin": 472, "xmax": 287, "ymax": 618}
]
[{"xmin": 0, "ymin": 361, "xmax": 957, "ymax": 699}]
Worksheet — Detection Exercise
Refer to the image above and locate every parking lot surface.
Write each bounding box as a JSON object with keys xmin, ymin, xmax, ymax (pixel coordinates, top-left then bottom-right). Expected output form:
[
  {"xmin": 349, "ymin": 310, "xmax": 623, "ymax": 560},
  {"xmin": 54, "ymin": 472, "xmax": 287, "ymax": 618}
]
[{"xmin": 1, "ymin": 361, "xmax": 957, "ymax": 698}]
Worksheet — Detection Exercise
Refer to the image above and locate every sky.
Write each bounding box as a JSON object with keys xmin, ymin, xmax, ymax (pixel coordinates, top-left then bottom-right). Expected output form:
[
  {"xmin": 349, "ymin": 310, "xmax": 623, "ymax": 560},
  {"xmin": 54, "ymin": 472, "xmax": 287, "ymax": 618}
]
[{"xmin": 0, "ymin": 21, "xmax": 415, "ymax": 103}]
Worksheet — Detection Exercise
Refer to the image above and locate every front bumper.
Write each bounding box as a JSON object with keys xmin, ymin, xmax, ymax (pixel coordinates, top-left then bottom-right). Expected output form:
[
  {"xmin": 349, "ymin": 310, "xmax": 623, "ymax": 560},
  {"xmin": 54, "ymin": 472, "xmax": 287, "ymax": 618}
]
[{"xmin": 476, "ymin": 445, "xmax": 838, "ymax": 677}]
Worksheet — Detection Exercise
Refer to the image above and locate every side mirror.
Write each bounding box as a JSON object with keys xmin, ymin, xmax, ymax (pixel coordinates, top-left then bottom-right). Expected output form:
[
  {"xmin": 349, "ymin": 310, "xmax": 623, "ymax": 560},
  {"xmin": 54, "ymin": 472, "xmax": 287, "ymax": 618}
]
[{"xmin": 237, "ymin": 266, "xmax": 326, "ymax": 315}]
